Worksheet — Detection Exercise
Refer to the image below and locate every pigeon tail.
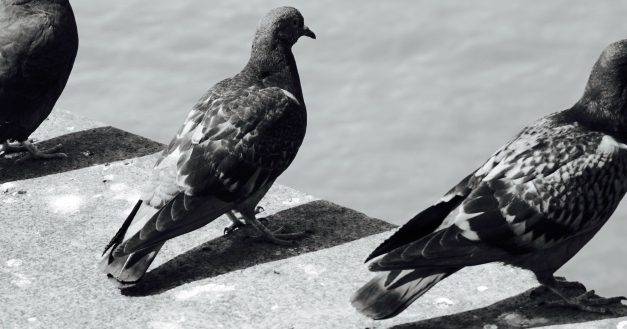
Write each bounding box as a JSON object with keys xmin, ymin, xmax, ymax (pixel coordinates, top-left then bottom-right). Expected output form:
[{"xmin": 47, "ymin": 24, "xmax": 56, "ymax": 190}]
[
  {"xmin": 365, "ymin": 193, "xmax": 466, "ymax": 262},
  {"xmin": 99, "ymin": 242, "xmax": 164, "ymax": 284},
  {"xmin": 351, "ymin": 268, "xmax": 458, "ymax": 319},
  {"xmin": 99, "ymin": 200, "xmax": 162, "ymax": 284}
]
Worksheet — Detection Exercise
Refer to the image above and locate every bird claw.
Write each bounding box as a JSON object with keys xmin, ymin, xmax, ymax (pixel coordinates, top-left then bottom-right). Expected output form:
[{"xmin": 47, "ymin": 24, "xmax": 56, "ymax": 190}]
[
  {"xmin": 15, "ymin": 143, "xmax": 66, "ymax": 162},
  {"xmin": 248, "ymin": 233, "xmax": 297, "ymax": 246},
  {"xmin": 246, "ymin": 225, "xmax": 286, "ymax": 239},
  {"xmin": 542, "ymin": 290, "xmax": 626, "ymax": 314},
  {"xmin": 246, "ymin": 227, "xmax": 310, "ymax": 246}
]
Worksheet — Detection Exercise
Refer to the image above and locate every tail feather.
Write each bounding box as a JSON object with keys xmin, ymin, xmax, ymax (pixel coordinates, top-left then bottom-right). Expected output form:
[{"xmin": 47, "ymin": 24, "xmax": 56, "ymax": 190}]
[
  {"xmin": 100, "ymin": 191, "xmax": 234, "ymax": 285},
  {"xmin": 100, "ymin": 200, "xmax": 163, "ymax": 284},
  {"xmin": 102, "ymin": 200, "xmax": 142, "ymax": 256},
  {"xmin": 351, "ymin": 268, "xmax": 458, "ymax": 319},
  {"xmin": 366, "ymin": 195, "xmax": 465, "ymax": 262},
  {"xmin": 99, "ymin": 242, "xmax": 164, "ymax": 284}
]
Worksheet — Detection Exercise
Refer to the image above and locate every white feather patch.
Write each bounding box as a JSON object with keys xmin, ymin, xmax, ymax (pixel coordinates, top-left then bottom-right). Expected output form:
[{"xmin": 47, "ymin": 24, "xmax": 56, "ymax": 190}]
[
  {"xmin": 280, "ymin": 89, "xmax": 301, "ymax": 106},
  {"xmin": 460, "ymin": 230, "xmax": 480, "ymax": 241},
  {"xmin": 191, "ymin": 125, "xmax": 206, "ymax": 144},
  {"xmin": 440, "ymin": 193, "xmax": 457, "ymax": 203},
  {"xmin": 179, "ymin": 120, "xmax": 197, "ymax": 137},
  {"xmin": 597, "ymin": 135, "xmax": 627, "ymax": 155}
]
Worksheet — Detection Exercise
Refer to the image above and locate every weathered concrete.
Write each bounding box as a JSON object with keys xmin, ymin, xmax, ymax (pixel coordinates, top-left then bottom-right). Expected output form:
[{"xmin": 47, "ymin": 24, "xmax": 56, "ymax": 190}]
[
  {"xmin": 1, "ymin": 110, "xmax": 394, "ymax": 328},
  {"xmin": 1, "ymin": 110, "xmax": 626, "ymax": 329}
]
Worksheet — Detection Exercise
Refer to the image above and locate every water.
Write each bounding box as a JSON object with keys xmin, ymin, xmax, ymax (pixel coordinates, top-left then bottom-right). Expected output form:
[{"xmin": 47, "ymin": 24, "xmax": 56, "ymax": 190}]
[{"xmin": 59, "ymin": 0, "xmax": 627, "ymax": 295}]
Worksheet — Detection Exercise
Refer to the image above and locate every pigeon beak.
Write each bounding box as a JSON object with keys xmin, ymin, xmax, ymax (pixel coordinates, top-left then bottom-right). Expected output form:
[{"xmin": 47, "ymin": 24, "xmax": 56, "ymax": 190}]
[{"xmin": 301, "ymin": 26, "xmax": 316, "ymax": 39}]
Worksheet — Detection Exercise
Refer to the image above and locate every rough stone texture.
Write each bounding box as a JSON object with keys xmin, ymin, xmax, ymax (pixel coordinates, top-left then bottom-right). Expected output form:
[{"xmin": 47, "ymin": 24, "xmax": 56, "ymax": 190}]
[{"xmin": 1, "ymin": 110, "xmax": 626, "ymax": 329}]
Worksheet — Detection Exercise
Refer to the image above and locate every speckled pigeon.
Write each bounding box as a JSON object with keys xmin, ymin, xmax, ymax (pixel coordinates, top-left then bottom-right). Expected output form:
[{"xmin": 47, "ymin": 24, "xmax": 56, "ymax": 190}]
[
  {"xmin": 100, "ymin": 6, "xmax": 315, "ymax": 284},
  {"xmin": 352, "ymin": 40, "xmax": 627, "ymax": 319},
  {"xmin": 0, "ymin": 0, "xmax": 78, "ymax": 159}
]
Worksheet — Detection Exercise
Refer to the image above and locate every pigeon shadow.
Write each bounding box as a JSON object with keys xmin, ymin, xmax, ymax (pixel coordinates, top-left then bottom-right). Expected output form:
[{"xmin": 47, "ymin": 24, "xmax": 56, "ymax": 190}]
[
  {"xmin": 391, "ymin": 283, "xmax": 627, "ymax": 329},
  {"xmin": 121, "ymin": 200, "xmax": 395, "ymax": 297},
  {"xmin": 0, "ymin": 126, "xmax": 164, "ymax": 183}
]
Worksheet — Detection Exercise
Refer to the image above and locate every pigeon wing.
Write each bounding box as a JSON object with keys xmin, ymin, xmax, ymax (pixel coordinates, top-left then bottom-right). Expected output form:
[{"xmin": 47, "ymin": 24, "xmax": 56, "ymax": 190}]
[
  {"xmin": 364, "ymin": 121, "xmax": 542, "ymax": 262},
  {"xmin": 371, "ymin": 122, "xmax": 627, "ymax": 271}
]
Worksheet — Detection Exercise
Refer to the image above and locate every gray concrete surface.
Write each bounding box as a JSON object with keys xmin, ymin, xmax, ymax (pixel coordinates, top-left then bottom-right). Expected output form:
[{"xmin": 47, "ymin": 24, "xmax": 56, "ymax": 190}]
[{"xmin": 1, "ymin": 110, "xmax": 626, "ymax": 329}]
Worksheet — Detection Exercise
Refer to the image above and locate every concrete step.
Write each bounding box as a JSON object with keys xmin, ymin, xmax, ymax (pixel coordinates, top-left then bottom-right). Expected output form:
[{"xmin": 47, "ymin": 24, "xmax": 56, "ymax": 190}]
[{"xmin": 1, "ymin": 110, "xmax": 625, "ymax": 329}]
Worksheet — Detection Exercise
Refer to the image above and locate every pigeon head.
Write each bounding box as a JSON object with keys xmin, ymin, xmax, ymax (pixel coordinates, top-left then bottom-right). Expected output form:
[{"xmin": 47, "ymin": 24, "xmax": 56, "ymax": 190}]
[
  {"xmin": 253, "ymin": 7, "xmax": 315, "ymax": 49},
  {"xmin": 575, "ymin": 39, "xmax": 627, "ymax": 133},
  {"xmin": 245, "ymin": 7, "xmax": 314, "ymax": 102}
]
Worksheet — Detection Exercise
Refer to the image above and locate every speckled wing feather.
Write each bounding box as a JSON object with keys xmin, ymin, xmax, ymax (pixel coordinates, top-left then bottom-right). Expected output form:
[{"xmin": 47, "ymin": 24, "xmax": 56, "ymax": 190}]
[
  {"xmin": 370, "ymin": 116, "xmax": 627, "ymax": 271},
  {"xmin": 111, "ymin": 83, "xmax": 306, "ymax": 256}
]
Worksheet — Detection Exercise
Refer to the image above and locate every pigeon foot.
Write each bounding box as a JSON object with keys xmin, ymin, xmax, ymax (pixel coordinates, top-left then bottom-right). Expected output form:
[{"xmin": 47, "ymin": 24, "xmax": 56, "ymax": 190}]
[
  {"xmin": 539, "ymin": 278, "xmax": 626, "ymax": 314},
  {"xmin": 246, "ymin": 225, "xmax": 309, "ymax": 246},
  {"xmin": 531, "ymin": 277, "xmax": 586, "ymax": 298},
  {"xmin": 543, "ymin": 289, "xmax": 626, "ymax": 314},
  {"xmin": 15, "ymin": 140, "xmax": 66, "ymax": 161},
  {"xmin": 242, "ymin": 212, "xmax": 309, "ymax": 246},
  {"xmin": 223, "ymin": 207, "xmax": 266, "ymax": 235}
]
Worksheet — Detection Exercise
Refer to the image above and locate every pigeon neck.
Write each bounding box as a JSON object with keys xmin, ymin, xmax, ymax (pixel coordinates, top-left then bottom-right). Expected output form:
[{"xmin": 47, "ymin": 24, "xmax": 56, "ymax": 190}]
[
  {"xmin": 562, "ymin": 50, "xmax": 627, "ymax": 138},
  {"xmin": 564, "ymin": 94, "xmax": 627, "ymax": 139},
  {"xmin": 245, "ymin": 38, "xmax": 305, "ymax": 104}
]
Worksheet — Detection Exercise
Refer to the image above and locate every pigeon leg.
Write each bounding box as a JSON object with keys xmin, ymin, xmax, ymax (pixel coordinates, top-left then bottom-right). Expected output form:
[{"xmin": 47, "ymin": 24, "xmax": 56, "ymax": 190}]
[
  {"xmin": 241, "ymin": 211, "xmax": 308, "ymax": 246},
  {"xmin": 541, "ymin": 278, "xmax": 626, "ymax": 313},
  {"xmin": 224, "ymin": 211, "xmax": 246, "ymax": 235},
  {"xmin": 223, "ymin": 207, "xmax": 266, "ymax": 235},
  {"xmin": 530, "ymin": 277, "xmax": 585, "ymax": 299},
  {"xmin": 16, "ymin": 140, "xmax": 66, "ymax": 161}
]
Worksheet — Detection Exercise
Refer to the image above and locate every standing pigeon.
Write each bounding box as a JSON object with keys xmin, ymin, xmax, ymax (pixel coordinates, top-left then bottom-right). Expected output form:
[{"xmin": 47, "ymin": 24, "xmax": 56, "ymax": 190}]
[
  {"xmin": 352, "ymin": 40, "xmax": 627, "ymax": 319},
  {"xmin": 0, "ymin": 0, "xmax": 78, "ymax": 159},
  {"xmin": 100, "ymin": 7, "xmax": 315, "ymax": 284}
]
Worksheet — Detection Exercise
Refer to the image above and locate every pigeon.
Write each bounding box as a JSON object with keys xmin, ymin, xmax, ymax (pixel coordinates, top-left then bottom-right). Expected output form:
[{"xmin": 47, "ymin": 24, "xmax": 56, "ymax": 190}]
[
  {"xmin": 351, "ymin": 40, "xmax": 627, "ymax": 319},
  {"xmin": 100, "ymin": 6, "xmax": 315, "ymax": 284},
  {"xmin": 0, "ymin": 0, "xmax": 78, "ymax": 160}
]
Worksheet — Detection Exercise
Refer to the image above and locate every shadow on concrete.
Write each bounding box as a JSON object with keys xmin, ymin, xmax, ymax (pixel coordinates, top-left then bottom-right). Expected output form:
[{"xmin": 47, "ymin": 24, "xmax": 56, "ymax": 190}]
[
  {"xmin": 391, "ymin": 283, "xmax": 627, "ymax": 329},
  {"xmin": 121, "ymin": 200, "xmax": 395, "ymax": 297},
  {"xmin": 0, "ymin": 127, "xmax": 164, "ymax": 183}
]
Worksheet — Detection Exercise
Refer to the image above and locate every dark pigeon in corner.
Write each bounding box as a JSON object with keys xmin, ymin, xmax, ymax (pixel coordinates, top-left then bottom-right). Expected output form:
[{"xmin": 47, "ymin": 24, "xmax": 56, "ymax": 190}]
[
  {"xmin": 100, "ymin": 6, "xmax": 315, "ymax": 285},
  {"xmin": 352, "ymin": 40, "xmax": 627, "ymax": 319},
  {"xmin": 0, "ymin": 0, "xmax": 78, "ymax": 160}
]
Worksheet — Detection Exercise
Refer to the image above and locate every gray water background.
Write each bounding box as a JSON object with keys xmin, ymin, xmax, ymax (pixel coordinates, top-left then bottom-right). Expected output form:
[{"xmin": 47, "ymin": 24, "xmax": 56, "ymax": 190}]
[{"xmin": 58, "ymin": 1, "xmax": 627, "ymax": 295}]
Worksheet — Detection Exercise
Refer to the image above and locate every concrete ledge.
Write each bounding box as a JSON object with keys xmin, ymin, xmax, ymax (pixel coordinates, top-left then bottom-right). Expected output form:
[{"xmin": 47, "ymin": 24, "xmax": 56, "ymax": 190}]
[
  {"xmin": 1, "ymin": 110, "xmax": 626, "ymax": 328},
  {"xmin": 0, "ymin": 110, "xmax": 394, "ymax": 328},
  {"xmin": 0, "ymin": 110, "xmax": 164, "ymax": 183}
]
